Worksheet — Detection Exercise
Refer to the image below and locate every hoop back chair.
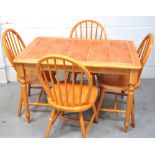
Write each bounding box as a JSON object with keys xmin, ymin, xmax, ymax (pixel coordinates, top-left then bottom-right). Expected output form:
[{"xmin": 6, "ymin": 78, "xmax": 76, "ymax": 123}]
[
  {"xmin": 97, "ymin": 33, "xmax": 154, "ymax": 129},
  {"xmin": 69, "ymin": 19, "xmax": 107, "ymax": 83},
  {"xmin": 36, "ymin": 54, "xmax": 98, "ymax": 138},
  {"xmin": 2, "ymin": 28, "xmax": 43, "ymax": 116}
]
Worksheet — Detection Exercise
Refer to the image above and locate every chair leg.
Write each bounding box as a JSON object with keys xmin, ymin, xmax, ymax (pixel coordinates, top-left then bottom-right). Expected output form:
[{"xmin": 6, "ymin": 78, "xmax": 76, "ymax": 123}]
[
  {"xmin": 35, "ymin": 88, "xmax": 43, "ymax": 103},
  {"xmin": 92, "ymin": 105, "xmax": 98, "ymax": 123},
  {"xmin": 18, "ymin": 88, "xmax": 23, "ymax": 117},
  {"xmin": 96, "ymin": 87, "xmax": 105, "ymax": 120},
  {"xmin": 74, "ymin": 73, "xmax": 77, "ymax": 82},
  {"xmin": 27, "ymin": 84, "xmax": 31, "ymax": 96},
  {"xmin": 96, "ymin": 74, "xmax": 100, "ymax": 81},
  {"xmin": 92, "ymin": 75, "xmax": 96, "ymax": 85},
  {"xmin": 121, "ymin": 91, "xmax": 125, "ymax": 98},
  {"xmin": 45, "ymin": 109, "xmax": 56, "ymax": 138},
  {"xmin": 113, "ymin": 95, "xmax": 119, "ymax": 117},
  {"xmin": 131, "ymin": 96, "xmax": 135, "ymax": 128},
  {"xmin": 79, "ymin": 112, "xmax": 86, "ymax": 138},
  {"xmin": 52, "ymin": 72, "xmax": 57, "ymax": 83},
  {"xmin": 67, "ymin": 72, "xmax": 71, "ymax": 82}
]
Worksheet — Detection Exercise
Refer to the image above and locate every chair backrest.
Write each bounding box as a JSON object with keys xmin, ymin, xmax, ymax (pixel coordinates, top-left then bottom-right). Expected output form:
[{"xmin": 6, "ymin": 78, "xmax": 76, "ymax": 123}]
[
  {"xmin": 137, "ymin": 33, "xmax": 154, "ymax": 77},
  {"xmin": 36, "ymin": 54, "xmax": 93, "ymax": 107},
  {"xmin": 2, "ymin": 28, "xmax": 26, "ymax": 69},
  {"xmin": 70, "ymin": 19, "xmax": 107, "ymax": 40}
]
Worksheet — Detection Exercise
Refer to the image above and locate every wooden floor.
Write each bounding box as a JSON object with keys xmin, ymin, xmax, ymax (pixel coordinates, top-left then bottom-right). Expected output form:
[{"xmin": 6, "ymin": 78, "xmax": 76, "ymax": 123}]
[{"xmin": 0, "ymin": 79, "xmax": 155, "ymax": 138}]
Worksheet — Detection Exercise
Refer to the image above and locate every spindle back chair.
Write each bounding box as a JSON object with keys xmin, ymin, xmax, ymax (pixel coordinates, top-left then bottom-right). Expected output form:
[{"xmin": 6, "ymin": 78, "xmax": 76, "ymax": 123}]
[
  {"xmin": 36, "ymin": 54, "xmax": 98, "ymax": 137},
  {"xmin": 97, "ymin": 34, "xmax": 154, "ymax": 130},
  {"xmin": 2, "ymin": 28, "xmax": 44, "ymax": 116}
]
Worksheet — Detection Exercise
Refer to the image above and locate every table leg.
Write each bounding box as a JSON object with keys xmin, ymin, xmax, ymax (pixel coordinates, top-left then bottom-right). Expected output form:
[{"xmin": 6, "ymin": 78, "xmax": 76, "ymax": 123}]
[
  {"xmin": 96, "ymin": 86, "xmax": 105, "ymax": 121},
  {"xmin": 131, "ymin": 96, "xmax": 135, "ymax": 128},
  {"xmin": 20, "ymin": 79, "xmax": 30, "ymax": 123},
  {"xmin": 17, "ymin": 87, "xmax": 23, "ymax": 116},
  {"xmin": 16, "ymin": 64, "xmax": 30, "ymax": 123},
  {"xmin": 124, "ymin": 70, "xmax": 138, "ymax": 132},
  {"xmin": 124, "ymin": 85, "xmax": 134, "ymax": 132}
]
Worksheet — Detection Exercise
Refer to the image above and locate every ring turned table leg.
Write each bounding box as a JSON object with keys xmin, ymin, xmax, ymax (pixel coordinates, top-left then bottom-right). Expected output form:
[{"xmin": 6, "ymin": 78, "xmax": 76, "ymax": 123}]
[
  {"xmin": 124, "ymin": 84, "xmax": 134, "ymax": 132},
  {"xmin": 17, "ymin": 87, "xmax": 23, "ymax": 116},
  {"xmin": 124, "ymin": 70, "xmax": 138, "ymax": 132},
  {"xmin": 16, "ymin": 64, "xmax": 31, "ymax": 123},
  {"xmin": 20, "ymin": 79, "xmax": 30, "ymax": 123},
  {"xmin": 96, "ymin": 86, "xmax": 105, "ymax": 121}
]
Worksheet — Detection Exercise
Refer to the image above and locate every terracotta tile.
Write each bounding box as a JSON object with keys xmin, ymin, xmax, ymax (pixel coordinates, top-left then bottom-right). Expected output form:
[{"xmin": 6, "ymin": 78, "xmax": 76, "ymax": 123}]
[
  {"xmin": 110, "ymin": 40, "xmax": 129, "ymax": 53},
  {"xmin": 20, "ymin": 38, "xmax": 58, "ymax": 59},
  {"xmin": 48, "ymin": 39, "xmax": 73, "ymax": 55},
  {"xmin": 88, "ymin": 48, "xmax": 110, "ymax": 62},
  {"xmin": 110, "ymin": 47, "xmax": 132, "ymax": 63},
  {"xmin": 30, "ymin": 38, "xmax": 56, "ymax": 52},
  {"xmin": 67, "ymin": 40, "xmax": 91, "ymax": 61},
  {"xmin": 70, "ymin": 40, "xmax": 91, "ymax": 49},
  {"xmin": 92, "ymin": 40, "xmax": 109, "ymax": 49},
  {"xmin": 109, "ymin": 40, "xmax": 132, "ymax": 64},
  {"xmin": 68, "ymin": 54, "xmax": 88, "ymax": 61}
]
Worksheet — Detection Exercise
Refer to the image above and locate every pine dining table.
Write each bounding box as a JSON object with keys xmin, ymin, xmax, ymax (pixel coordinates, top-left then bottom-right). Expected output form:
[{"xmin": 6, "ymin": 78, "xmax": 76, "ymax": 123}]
[{"xmin": 13, "ymin": 37, "xmax": 142, "ymax": 131}]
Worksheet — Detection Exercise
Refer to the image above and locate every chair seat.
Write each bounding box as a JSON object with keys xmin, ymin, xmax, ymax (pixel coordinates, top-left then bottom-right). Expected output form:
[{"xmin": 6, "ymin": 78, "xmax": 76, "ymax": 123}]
[
  {"xmin": 99, "ymin": 74, "xmax": 140, "ymax": 90},
  {"xmin": 47, "ymin": 83, "xmax": 98, "ymax": 112}
]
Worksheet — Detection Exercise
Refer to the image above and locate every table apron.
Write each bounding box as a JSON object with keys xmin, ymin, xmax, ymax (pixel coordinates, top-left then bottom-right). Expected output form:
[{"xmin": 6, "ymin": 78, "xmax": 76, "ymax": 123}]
[{"xmin": 15, "ymin": 63, "xmax": 137, "ymax": 84}]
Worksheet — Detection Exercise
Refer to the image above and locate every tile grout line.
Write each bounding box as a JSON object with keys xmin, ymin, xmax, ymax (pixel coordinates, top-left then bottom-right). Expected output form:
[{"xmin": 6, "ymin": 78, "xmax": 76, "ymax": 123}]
[
  {"xmin": 46, "ymin": 39, "xmax": 58, "ymax": 55},
  {"xmin": 87, "ymin": 40, "xmax": 92, "ymax": 61},
  {"xmin": 66, "ymin": 39, "xmax": 75, "ymax": 56}
]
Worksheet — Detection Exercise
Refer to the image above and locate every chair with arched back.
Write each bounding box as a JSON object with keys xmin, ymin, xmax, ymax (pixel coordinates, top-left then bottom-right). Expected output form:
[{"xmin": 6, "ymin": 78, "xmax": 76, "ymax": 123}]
[
  {"xmin": 36, "ymin": 54, "xmax": 98, "ymax": 138},
  {"xmin": 2, "ymin": 28, "xmax": 43, "ymax": 116},
  {"xmin": 97, "ymin": 33, "xmax": 154, "ymax": 130}
]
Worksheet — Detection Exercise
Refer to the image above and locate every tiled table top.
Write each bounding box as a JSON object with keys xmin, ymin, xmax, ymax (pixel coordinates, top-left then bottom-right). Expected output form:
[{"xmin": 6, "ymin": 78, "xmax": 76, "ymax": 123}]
[{"xmin": 14, "ymin": 37, "xmax": 141, "ymax": 69}]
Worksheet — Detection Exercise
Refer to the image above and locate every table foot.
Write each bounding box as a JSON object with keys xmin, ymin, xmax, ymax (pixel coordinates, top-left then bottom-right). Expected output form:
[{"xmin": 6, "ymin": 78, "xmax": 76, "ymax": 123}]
[
  {"xmin": 124, "ymin": 127, "xmax": 128, "ymax": 133},
  {"xmin": 124, "ymin": 120, "xmax": 130, "ymax": 133},
  {"xmin": 26, "ymin": 116, "xmax": 30, "ymax": 123}
]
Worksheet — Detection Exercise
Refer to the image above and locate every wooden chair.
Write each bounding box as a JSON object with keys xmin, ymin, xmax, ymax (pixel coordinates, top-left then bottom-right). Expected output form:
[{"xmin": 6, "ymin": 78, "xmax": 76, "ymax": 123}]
[
  {"xmin": 96, "ymin": 34, "xmax": 154, "ymax": 128},
  {"xmin": 36, "ymin": 54, "xmax": 98, "ymax": 138},
  {"xmin": 68, "ymin": 19, "xmax": 107, "ymax": 83},
  {"xmin": 2, "ymin": 28, "xmax": 43, "ymax": 116}
]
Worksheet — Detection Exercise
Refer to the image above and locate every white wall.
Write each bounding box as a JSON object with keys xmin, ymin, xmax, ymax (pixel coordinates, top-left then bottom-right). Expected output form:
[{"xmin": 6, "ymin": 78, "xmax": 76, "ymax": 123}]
[{"xmin": 0, "ymin": 16, "xmax": 155, "ymax": 83}]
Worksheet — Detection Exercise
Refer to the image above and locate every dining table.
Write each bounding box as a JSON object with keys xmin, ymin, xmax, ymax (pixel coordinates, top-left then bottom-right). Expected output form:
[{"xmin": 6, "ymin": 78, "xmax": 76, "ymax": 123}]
[{"xmin": 13, "ymin": 37, "xmax": 142, "ymax": 131}]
